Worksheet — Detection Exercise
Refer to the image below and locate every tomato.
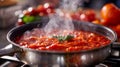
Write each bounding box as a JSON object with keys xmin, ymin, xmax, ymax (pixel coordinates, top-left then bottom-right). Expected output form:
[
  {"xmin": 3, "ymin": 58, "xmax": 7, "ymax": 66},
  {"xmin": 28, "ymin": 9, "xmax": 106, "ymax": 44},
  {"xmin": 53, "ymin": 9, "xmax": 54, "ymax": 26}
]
[
  {"xmin": 36, "ymin": 3, "xmax": 55, "ymax": 16},
  {"xmin": 46, "ymin": 8, "xmax": 55, "ymax": 14},
  {"xmin": 36, "ymin": 5, "xmax": 47, "ymax": 15},
  {"xmin": 116, "ymin": 25, "xmax": 120, "ymax": 36},
  {"xmin": 28, "ymin": 8, "xmax": 39, "ymax": 16},
  {"xmin": 44, "ymin": 3, "xmax": 55, "ymax": 14},
  {"xmin": 80, "ymin": 9, "xmax": 96, "ymax": 22},
  {"xmin": 37, "ymin": 5, "xmax": 46, "ymax": 13},
  {"xmin": 100, "ymin": 3, "xmax": 120, "ymax": 25},
  {"xmin": 71, "ymin": 12, "xmax": 81, "ymax": 21},
  {"xmin": 43, "ymin": 3, "xmax": 54, "ymax": 9},
  {"xmin": 109, "ymin": 25, "xmax": 120, "ymax": 38},
  {"xmin": 71, "ymin": 9, "xmax": 96, "ymax": 22},
  {"xmin": 16, "ymin": 19, "xmax": 25, "ymax": 26},
  {"xmin": 92, "ymin": 19, "xmax": 101, "ymax": 24},
  {"xmin": 23, "ymin": 7, "xmax": 39, "ymax": 16}
]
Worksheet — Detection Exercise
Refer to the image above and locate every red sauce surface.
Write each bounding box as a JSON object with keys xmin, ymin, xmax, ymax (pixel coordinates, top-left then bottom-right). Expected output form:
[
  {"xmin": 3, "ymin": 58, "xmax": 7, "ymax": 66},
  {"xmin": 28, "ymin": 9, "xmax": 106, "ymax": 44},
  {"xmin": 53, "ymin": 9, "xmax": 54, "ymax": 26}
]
[{"xmin": 15, "ymin": 28, "xmax": 111, "ymax": 52}]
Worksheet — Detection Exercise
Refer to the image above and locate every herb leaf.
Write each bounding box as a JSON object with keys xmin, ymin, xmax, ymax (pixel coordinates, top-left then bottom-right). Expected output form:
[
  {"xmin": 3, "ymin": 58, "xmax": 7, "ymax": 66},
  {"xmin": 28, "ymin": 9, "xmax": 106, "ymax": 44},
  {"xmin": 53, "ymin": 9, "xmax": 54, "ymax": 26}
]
[{"xmin": 53, "ymin": 35, "xmax": 74, "ymax": 42}]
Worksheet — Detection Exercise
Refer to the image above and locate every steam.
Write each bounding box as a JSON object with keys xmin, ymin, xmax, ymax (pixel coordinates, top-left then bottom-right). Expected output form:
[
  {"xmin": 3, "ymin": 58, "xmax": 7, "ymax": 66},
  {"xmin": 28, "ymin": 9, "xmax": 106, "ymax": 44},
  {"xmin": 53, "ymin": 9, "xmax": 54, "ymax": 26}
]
[
  {"xmin": 44, "ymin": 12, "xmax": 74, "ymax": 35},
  {"xmin": 43, "ymin": 0, "xmax": 80, "ymax": 36},
  {"xmin": 60, "ymin": 0, "xmax": 80, "ymax": 11}
]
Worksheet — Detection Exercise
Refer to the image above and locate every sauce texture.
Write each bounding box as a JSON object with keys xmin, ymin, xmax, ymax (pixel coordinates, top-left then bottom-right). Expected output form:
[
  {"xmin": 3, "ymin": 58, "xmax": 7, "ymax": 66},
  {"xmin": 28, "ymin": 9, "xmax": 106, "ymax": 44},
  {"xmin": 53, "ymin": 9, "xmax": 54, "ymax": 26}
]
[{"xmin": 15, "ymin": 28, "xmax": 111, "ymax": 52}]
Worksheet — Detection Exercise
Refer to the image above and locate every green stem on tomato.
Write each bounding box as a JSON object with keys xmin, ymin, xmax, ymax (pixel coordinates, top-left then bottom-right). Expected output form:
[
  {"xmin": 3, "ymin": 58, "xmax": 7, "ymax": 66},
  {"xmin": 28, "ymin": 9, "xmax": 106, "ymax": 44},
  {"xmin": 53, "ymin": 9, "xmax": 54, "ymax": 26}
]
[{"xmin": 22, "ymin": 15, "xmax": 41, "ymax": 24}]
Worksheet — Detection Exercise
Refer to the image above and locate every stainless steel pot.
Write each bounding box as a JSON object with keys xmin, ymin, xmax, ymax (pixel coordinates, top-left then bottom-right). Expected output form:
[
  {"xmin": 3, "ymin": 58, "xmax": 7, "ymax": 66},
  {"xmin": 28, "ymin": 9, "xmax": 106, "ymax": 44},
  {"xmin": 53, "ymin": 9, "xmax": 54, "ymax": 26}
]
[{"xmin": 0, "ymin": 21, "xmax": 117, "ymax": 67}]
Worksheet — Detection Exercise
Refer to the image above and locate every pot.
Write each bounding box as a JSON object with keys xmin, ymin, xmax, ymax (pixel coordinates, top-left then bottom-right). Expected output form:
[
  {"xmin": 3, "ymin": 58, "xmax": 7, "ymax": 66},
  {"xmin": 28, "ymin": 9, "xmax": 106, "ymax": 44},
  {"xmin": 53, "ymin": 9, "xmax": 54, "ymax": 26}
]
[{"xmin": 0, "ymin": 21, "xmax": 117, "ymax": 67}]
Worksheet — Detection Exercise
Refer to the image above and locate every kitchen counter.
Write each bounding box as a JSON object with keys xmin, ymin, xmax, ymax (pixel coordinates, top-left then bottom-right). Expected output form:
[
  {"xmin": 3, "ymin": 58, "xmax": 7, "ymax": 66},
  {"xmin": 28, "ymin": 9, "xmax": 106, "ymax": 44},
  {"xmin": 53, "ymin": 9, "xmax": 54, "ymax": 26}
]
[
  {"xmin": 0, "ymin": 26, "xmax": 14, "ymax": 49},
  {"xmin": 0, "ymin": 0, "xmax": 37, "ymax": 49}
]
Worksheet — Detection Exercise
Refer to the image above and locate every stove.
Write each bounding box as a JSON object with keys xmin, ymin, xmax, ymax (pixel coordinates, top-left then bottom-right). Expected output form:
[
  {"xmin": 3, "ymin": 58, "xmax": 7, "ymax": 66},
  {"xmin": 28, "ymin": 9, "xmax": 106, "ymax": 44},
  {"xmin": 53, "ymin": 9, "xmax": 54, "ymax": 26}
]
[{"xmin": 0, "ymin": 44, "xmax": 120, "ymax": 67}]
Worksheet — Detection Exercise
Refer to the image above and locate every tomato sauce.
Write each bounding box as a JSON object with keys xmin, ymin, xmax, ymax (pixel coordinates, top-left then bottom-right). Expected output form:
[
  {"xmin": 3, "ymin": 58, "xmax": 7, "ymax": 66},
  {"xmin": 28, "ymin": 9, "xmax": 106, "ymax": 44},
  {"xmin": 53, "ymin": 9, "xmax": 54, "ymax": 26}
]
[{"xmin": 15, "ymin": 28, "xmax": 111, "ymax": 52}]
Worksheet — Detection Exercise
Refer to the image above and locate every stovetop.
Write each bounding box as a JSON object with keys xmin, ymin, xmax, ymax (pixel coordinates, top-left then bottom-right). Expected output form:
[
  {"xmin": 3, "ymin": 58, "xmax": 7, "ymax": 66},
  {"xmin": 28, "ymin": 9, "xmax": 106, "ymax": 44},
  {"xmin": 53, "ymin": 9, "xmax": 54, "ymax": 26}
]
[
  {"xmin": 0, "ymin": 44, "xmax": 120, "ymax": 67},
  {"xmin": 0, "ymin": 56, "xmax": 120, "ymax": 67}
]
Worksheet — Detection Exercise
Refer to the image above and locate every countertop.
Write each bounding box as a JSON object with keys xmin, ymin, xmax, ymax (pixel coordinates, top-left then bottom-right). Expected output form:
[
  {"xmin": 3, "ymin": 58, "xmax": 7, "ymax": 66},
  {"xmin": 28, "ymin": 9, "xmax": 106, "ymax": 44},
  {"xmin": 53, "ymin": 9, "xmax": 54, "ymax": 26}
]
[
  {"xmin": 0, "ymin": 26, "xmax": 14, "ymax": 49},
  {"xmin": 0, "ymin": 0, "xmax": 37, "ymax": 49}
]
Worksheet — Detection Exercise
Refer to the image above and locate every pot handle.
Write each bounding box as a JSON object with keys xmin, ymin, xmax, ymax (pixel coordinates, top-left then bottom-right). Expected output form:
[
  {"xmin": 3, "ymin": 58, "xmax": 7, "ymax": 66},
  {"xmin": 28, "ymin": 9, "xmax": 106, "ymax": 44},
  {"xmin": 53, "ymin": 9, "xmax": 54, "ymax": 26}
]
[
  {"xmin": 111, "ymin": 42, "xmax": 120, "ymax": 57},
  {"xmin": 112, "ymin": 42, "xmax": 120, "ymax": 49},
  {"xmin": 0, "ymin": 44, "xmax": 21, "ymax": 56}
]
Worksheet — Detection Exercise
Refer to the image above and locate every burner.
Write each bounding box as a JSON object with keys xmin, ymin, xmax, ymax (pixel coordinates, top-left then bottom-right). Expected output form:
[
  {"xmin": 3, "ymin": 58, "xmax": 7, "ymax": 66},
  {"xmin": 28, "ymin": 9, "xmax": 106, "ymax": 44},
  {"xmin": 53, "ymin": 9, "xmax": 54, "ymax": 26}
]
[{"xmin": 95, "ymin": 63, "xmax": 109, "ymax": 67}]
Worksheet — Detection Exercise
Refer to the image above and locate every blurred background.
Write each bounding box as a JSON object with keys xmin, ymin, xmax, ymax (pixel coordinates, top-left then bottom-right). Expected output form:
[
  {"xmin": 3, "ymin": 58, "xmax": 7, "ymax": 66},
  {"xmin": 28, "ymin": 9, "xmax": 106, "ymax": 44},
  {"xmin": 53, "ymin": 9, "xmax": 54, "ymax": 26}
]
[{"xmin": 0, "ymin": 0, "xmax": 120, "ymax": 48}]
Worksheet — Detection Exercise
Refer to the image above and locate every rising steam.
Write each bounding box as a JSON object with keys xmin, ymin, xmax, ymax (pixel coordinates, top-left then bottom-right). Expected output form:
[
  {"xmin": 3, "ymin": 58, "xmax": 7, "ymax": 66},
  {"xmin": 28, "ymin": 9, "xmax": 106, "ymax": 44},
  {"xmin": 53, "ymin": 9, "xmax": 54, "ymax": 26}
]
[
  {"xmin": 60, "ymin": 0, "xmax": 80, "ymax": 11},
  {"xmin": 43, "ymin": 0, "xmax": 80, "ymax": 36}
]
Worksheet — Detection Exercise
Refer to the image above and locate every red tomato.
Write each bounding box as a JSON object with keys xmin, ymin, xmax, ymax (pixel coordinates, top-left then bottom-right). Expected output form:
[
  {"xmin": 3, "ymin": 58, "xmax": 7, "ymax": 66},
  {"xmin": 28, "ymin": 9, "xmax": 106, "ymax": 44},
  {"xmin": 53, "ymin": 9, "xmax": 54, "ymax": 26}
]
[
  {"xmin": 43, "ymin": 3, "xmax": 55, "ymax": 14},
  {"xmin": 71, "ymin": 12, "xmax": 81, "ymax": 21},
  {"xmin": 16, "ymin": 19, "xmax": 25, "ymax": 26},
  {"xmin": 37, "ymin": 5, "xmax": 46, "ymax": 13},
  {"xmin": 43, "ymin": 3, "xmax": 54, "ymax": 9},
  {"xmin": 23, "ymin": 7, "xmax": 39, "ymax": 16},
  {"xmin": 80, "ymin": 9, "xmax": 96, "ymax": 22},
  {"xmin": 100, "ymin": 3, "xmax": 120, "ymax": 25},
  {"xmin": 71, "ymin": 9, "xmax": 96, "ymax": 22},
  {"xmin": 36, "ymin": 5, "xmax": 47, "ymax": 15},
  {"xmin": 92, "ymin": 19, "xmax": 101, "ymax": 24},
  {"xmin": 28, "ymin": 8, "xmax": 39, "ymax": 16},
  {"xmin": 109, "ymin": 25, "xmax": 120, "ymax": 38},
  {"xmin": 37, "ymin": 3, "xmax": 55, "ymax": 16},
  {"xmin": 46, "ymin": 8, "xmax": 55, "ymax": 14}
]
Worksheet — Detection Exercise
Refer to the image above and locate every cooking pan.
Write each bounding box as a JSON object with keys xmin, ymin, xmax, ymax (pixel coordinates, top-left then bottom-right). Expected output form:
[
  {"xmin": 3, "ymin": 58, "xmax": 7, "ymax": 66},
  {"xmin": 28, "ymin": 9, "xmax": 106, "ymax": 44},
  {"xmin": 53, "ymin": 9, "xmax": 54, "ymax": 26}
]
[{"xmin": 0, "ymin": 21, "xmax": 117, "ymax": 67}]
